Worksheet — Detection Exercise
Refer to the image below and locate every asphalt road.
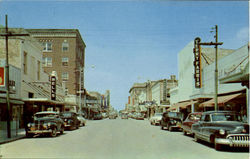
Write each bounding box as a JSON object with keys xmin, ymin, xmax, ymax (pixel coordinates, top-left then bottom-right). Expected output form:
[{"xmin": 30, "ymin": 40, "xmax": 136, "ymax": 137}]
[{"xmin": 0, "ymin": 118, "xmax": 249, "ymax": 159}]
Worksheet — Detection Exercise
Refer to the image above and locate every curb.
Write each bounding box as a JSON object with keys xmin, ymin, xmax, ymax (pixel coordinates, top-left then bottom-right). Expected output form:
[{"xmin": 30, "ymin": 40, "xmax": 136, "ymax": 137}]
[{"xmin": 0, "ymin": 135, "xmax": 26, "ymax": 145}]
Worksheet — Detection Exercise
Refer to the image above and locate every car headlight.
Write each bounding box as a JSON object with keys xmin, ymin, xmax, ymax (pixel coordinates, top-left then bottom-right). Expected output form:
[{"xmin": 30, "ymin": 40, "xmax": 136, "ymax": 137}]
[
  {"xmin": 219, "ymin": 129, "xmax": 226, "ymax": 135},
  {"xmin": 27, "ymin": 123, "xmax": 31, "ymax": 127}
]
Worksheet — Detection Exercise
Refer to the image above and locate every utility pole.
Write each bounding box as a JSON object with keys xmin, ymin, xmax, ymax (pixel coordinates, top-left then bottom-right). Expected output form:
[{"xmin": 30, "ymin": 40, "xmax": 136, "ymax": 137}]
[
  {"xmin": 193, "ymin": 25, "xmax": 222, "ymax": 112},
  {"xmin": 0, "ymin": 15, "xmax": 29, "ymax": 138},
  {"xmin": 214, "ymin": 25, "xmax": 219, "ymax": 111}
]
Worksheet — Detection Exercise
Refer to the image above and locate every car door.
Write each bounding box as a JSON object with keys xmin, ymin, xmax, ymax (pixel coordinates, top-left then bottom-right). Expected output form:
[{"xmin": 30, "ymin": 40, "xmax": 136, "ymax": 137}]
[{"xmin": 201, "ymin": 114, "xmax": 212, "ymax": 141}]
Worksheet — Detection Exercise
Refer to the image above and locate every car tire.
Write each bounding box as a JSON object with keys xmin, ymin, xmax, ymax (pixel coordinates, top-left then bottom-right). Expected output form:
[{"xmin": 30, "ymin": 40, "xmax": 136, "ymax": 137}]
[
  {"xmin": 169, "ymin": 126, "xmax": 173, "ymax": 132},
  {"xmin": 50, "ymin": 128, "xmax": 57, "ymax": 137},
  {"xmin": 161, "ymin": 126, "xmax": 164, "ymax": 130},
  {"xmin": 183, "ymin": 130, "xmax": 187, "ymax": 135},
  {"xmin": 194, "ymin": 134, "xmax": 200, "ymax": 142},
  {"xmin": 26, "ymin": 132, "xmax": 33, "ymax": 138},
  {"xmin": 60, "ymin": 126, "xmax": 64, "ymax": 134},
  {"xmin": 214, "ymin": 142, "xmax": 222, "ymax": 151}
]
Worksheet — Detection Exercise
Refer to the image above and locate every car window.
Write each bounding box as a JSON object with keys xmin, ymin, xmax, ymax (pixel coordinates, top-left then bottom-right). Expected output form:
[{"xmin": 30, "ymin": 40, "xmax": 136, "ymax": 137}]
[
  {"xmin": 211, "ymin": 113, "xmax": 242, "ymax": 122},
  {"xmin": 204, "ymin": 115, "xmax": 210, "ymax": 122}
]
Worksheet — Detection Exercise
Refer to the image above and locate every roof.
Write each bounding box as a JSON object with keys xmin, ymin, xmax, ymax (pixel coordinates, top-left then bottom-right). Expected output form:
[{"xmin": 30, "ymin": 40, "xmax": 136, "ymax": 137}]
[
  {"xmin": 26, "ymin": 29, "xmax": 86, "ymax": 48},
  {"xmin": 201, "ymin": 111, "xmax": 238, "ymax": 115}
]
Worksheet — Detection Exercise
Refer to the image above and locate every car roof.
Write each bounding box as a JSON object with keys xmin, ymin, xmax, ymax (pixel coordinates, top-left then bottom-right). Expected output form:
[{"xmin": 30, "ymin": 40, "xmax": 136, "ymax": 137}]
[
  {"xmin": 202, "ymin": 111, "xmax": 238, "ymax": 115},
  {"xmin": 35, "ymin": 111, "xmax": 58, "ymax": 115}
]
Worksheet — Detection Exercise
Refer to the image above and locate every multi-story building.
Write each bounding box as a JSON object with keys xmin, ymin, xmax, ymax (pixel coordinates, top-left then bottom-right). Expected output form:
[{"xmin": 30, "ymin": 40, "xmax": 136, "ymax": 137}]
[{"xmin": 26, "ymin": 29, "xmax": 86, "ymax": 97}]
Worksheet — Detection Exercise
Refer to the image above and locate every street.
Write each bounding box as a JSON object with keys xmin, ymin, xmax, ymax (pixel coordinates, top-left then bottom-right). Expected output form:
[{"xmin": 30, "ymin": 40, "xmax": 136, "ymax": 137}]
[{"xmin": 1, "ymin": 118, "xmax": 249, "ymax": 159}]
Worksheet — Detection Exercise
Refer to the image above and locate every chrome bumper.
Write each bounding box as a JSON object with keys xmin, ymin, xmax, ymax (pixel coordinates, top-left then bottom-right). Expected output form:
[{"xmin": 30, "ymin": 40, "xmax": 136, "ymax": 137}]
[
  {"xmin": 27, "ymin": 129, "xmax": 52, "ymax": 134},
  {"xmin": 215, "ymin": 134, "xmax": 249, "ymax": 147}
]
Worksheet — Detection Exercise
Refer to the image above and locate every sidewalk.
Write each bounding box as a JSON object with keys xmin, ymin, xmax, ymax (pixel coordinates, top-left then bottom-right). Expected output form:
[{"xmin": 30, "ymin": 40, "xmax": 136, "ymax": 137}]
[{"xmin": 0, "ymin": 129, "xmax": 26, "ymax": 145}]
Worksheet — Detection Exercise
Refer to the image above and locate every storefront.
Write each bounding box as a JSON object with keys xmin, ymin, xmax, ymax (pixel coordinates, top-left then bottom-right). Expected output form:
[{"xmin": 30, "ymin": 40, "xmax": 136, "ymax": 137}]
[{"xmin": 0, "ymin": 97, "xmax": 24, "ymax": 138}]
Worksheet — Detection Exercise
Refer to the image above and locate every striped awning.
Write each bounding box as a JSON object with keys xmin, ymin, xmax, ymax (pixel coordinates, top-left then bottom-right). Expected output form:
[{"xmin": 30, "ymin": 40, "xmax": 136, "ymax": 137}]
[{"xmin": 199, "ymin": 93, "xmax": 241, "ymax": 107}]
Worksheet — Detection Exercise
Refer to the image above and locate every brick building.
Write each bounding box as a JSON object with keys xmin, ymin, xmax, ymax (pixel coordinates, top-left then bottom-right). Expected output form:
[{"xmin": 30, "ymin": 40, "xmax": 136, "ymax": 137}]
[{"xmin": 26, "ymin": 29, "xmax": 86, "ymax": 96}]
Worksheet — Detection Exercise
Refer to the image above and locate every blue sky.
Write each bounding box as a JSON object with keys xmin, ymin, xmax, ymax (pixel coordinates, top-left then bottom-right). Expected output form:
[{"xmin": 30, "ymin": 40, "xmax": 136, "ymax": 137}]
[{"xmin": 0, "ymin": 1, "xmax": 248, "ymax": 110}]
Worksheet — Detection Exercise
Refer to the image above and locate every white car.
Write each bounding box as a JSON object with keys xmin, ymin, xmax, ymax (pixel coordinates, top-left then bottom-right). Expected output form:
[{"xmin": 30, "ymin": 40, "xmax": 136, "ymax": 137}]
[
  {"xmin": 77, "ymin": 114, "xmax": 86, "ymax": 127},
  {"xmin": 150, "ymin": 113, "xmax": 163, "ymax": 125}
]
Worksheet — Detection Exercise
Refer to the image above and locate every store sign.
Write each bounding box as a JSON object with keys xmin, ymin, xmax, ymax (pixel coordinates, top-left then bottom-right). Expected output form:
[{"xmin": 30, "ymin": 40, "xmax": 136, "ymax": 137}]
[
  {"xmin": 193, "ymin": 37, "xmax": 202, "ymax": 88},
  {"xmin": 0, "ymin": 67, "xmax": 5, "ymax": 87},
  {"xmin": 51, "ymin": 76, "xmax": 56, "ymax": 100}
]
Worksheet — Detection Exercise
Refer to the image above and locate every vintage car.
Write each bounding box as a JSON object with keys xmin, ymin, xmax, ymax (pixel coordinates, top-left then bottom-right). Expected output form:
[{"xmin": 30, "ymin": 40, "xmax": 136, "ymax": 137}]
[
  {"xmin": 109, "ymin": 112, "xmax": 117, "ymax": 119},
  {"xmin": 150, "ymin": 113, "xmax": 163, "ymax": 125},
  {"xmin": 26, "ymin": 111, "xmax": 64, "ymax": 137},
  {"xmin": 77, "ymin": 113, "xmax": 86, "ymax": 127},
  {"xmin": 192, "ymin": 111, "xmax": 249, "ymax": 150},
  {"xmin": 60, "ymin": 112, "xmax": 80, "ymax": 130},
  {"xmin": 182, "ymin": 112, "xmax": 202, "ymax": 135},
  {"xmin": 121, "ymin": 113, "xmax": 128, "ymax": 119},
  {"xmin": 93, "ymin": 113, "xmax": 103, "ymax": 120},
  {"xmin": 160, "ymin": 111, "xmax": 183, "ymax": 131},
  {"xmin": 135, "ymin": 113, "xmax": 144, "ymax": 120}
]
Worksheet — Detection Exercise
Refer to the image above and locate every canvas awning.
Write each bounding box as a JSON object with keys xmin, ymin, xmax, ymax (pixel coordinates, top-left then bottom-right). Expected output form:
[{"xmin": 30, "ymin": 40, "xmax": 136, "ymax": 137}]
[
  {"xmin": 199, "ymin": 93, "xmax": 242, "ymax": 107},
  {"xmin": 167, "ymin": 101, "xmax": 197, "ymax": 111}
]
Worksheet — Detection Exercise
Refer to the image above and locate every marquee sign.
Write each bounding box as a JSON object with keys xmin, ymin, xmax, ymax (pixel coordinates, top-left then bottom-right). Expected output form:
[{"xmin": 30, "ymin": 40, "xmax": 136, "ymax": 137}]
[
  {"xmin": 51, "ymin": 76, "xmax": 56, "ymax": 100},
  {"xmin": 193, "ymin": 37, "xmax": 202, "ymax": 88}
]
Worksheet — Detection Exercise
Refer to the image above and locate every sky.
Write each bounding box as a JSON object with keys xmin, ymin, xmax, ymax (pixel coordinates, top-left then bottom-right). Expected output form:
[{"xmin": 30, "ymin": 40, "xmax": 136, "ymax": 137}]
[{"xmin": 0, "ymin": 0, "xmax": 249, "ymax": 111}]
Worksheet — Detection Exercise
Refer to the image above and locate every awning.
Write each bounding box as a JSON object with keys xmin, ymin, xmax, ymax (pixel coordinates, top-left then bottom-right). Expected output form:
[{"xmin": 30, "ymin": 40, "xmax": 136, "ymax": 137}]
[
  {"xmin": 22, "ymin": 98, "xmax": 64, "ymax": 105},
  {"xmin": 0, "ymin": 98, "xmax": 24, "ymax": 105},
  {"xmin": 199, "ymin": 93, "xmax": 242, "ymax": 107},
  {"xmin": 167, "ymin": 101, "xmax": 197, "ymax": 111}
]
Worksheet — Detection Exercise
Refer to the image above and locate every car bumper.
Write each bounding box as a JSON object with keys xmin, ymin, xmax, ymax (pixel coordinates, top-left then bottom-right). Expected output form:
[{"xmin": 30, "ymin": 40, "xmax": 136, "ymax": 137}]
[
  {"xmin": 215, "ymin": 134, "xmax": 249, "ymax": 147},
  {"xmin": 27, "ymin": 129, "xmax": 52, "ymax": 134}
]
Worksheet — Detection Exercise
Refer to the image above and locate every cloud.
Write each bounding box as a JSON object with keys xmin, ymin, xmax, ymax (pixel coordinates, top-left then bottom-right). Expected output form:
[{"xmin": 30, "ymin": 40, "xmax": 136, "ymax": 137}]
[{"xmin": 236, "ymin": 27, "xmax": 249, "ymax": 42}]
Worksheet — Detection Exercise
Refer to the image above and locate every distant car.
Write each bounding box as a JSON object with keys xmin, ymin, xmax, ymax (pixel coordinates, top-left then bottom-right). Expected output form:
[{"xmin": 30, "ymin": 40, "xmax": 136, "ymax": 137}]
[
  {"xmin": 150, "ymin": 113, "xmax": 163, "ymax": 125},
  {"xmin": 121, "ymin": 113, "xmax": 128, "ymax": 119},
  {"xmin": 26, "ymin": 111, "xmax": 64, "ymax": 137},
  {"xmin": 135, "ymin": 113, "xmax": 144, "ymax": 120},
  {"xmin": 93, "ymin": 113, "xmax": 103, "ymax": 120},
  {"xmin": 182, "ymin": 112, "xmax": 202, "ymax": 136},
  {"xmin": 109, "ymin": 113, "xmax": 117, "ymax": 119},
  {"xmin": 192, "ymin": 111, "xmax": 249, "ymax": 151},
  {"xmin": 160, "ymin": 111, "xmax": 183, "ymax": 131},
  {"xmin": 77, "ymin": 113, "xmax": 86, "ymax": 127},
  {"xmin": 60, "ymin": 112, "xmax": 80, "ymax": 130}
]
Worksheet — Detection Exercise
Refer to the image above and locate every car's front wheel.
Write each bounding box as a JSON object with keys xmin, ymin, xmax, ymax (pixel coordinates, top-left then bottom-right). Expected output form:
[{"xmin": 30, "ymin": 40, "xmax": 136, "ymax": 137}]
[
  {"xmin": 214, "ymin": 142, "xmax": 222, "ymax": 151},
  {"xmin": 50, "ymin": 128, "xmax": 57, "ymax": 137},
  {"xmin": 60, "ymin": 126, "xmax": 64, "ymax": 134}
]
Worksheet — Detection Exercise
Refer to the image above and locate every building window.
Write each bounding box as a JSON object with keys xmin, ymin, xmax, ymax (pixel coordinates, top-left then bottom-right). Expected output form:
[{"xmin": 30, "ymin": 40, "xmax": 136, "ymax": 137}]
[
  {"xmin": 23, "ymin": 51, "xmax": 27, "ymax": 74},
  {"xmin": 62, "ymin": 41, "xmax": 69, "ymax": 52},
  {"xmin": 42, "ymin": 57, "xmax": 52, "ymax": 67},
  {"xmin": 42, "ymin": 42, "xmax": 52, "ymax": 52},
  {"xmin": 37, "ymin": 60, "xmax": 40, "ymax": 80},
  {"xmin": 62, "ymin": 57, "xmax": 69, "ymax": 66},
  {"xmin": 62, "ymin": 72, "xmax": 69, "ymax": 81}
]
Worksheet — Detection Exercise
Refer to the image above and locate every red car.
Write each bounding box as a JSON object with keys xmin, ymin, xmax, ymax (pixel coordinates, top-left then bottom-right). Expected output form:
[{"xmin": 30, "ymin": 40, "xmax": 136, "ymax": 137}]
[{"xmin": 182, "ymin": 112, "xmax": 202, "ymax": 136}]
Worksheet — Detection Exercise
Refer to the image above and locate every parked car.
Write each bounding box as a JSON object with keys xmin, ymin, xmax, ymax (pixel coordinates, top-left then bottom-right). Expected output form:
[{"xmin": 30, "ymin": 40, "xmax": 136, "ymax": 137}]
[
  {"xmin": 192, "ymin": 111, "xmax": 249, "ymax": 151},
  {"xmin": 150, "ymin": 113, "xmax": 163, "ymax": 125},
  {"xmin": 182, "ymin": 112, "xmax": 202, "ymax": 135},
  {"xmin": 26, "ymin": 111, "xmax": 64, "ymax": 137},
  {"xmin": 60, "ymin": 112, "xmax": 80, "ymax": 130},
  {"xmin": 121, "ymin": 113, "xmax": 128, "ymax": 119},
  {"xmin": 77, "ymin": 113, "xmax": 86, "ymax": 127},
  {"xmin": 135, "ymin": 112, "xmax": 144, "ymax": 120},
  {"xmin": 93, "ymin": 113, "xmax": 103, "ymax": 120},
  {"xmin": 109, "ymin": 112, "xmax": 117, "ymax": 119},
  {"xmin": 160, "ymin": 111, "xmax": 183, "ymax": 131}
]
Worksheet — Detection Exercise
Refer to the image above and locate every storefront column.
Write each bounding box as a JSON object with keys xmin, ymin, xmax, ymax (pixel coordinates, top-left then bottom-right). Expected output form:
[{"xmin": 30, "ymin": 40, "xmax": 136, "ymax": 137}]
[{"xmin": 247, "ymin": 87, "xmax": 249, "ymax": 123}]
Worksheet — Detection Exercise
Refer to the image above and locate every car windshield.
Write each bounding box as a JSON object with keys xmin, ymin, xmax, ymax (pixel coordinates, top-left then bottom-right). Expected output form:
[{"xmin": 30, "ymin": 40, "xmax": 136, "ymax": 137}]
[
  {"xmin": 211, "ymin": 113, "xmax": 242, "ymax": 122},
  {"xmin": 61, "ymin": 113, "xmax": 72, "ymax": 118},
  {"xmin": 34, "ymin": 113, "xmax": 56, "ymax": 119},
  {"xmin": 155, "ymin": 113, "xmax": 162, "ymax": 117}
]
